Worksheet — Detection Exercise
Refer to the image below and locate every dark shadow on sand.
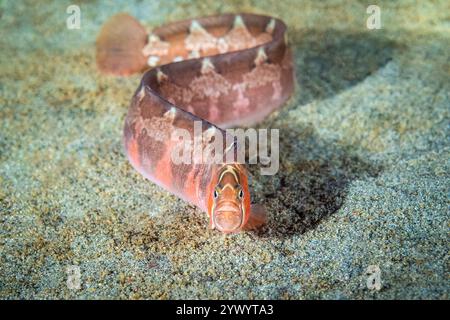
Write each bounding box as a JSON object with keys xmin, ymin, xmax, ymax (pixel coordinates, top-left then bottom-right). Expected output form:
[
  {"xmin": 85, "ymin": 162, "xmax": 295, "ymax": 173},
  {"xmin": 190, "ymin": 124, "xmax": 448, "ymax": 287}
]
[
  {"xmin": 291, "ymin": 29, "xmax": 396, "ymax": 105},
  {"xmin": 249, "ymin": 124, "xmax": 382, "ymax": 239},
  {"xmin": 248, "ymin": 30, "xmax": 395, "ymax": 239}
]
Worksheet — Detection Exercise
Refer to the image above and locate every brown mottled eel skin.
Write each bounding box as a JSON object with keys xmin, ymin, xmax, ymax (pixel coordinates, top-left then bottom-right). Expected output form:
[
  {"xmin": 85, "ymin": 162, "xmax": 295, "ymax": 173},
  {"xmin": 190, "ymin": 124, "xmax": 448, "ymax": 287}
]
[{"xmin": 96, "ymin": 13, "xmax": 295, "ymax": 233}]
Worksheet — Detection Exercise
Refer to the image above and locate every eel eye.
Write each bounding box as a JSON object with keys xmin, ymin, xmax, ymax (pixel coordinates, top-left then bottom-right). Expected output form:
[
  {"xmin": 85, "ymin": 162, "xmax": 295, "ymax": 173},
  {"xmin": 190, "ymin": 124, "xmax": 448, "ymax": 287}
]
[
  {"xmin": 213, "ymin": 189, "xmax": 219, "ymax": 199},
  {"xmin": 238, "ymin": 189, "xmax": 244, "ymax": 199}
]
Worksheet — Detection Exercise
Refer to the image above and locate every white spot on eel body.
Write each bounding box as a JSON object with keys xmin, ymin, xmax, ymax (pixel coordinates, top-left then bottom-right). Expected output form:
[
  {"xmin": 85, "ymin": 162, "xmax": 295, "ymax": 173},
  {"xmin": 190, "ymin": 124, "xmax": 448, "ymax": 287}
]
[
  {"xmin": 201, "ymin": 58, "xmax": 215, "ymax": 74},
  {"xmin": 164, "ymin": 107, "xmax": 177, "ymax": 121},
  {"xmin": 188, "ymin": 50, "xmax": 200, "ymax": 59},
  {"xmin": 266, "ymin": 18, "xmax": 276, "ymax": 34},
  {"xmin": 137, "ymin": 86, "xmax": 146, "ymax": 102},
  {"xmin": 254, "ymin": 47, "xmax": 268, "ymax": 66},
  {"xmin": 173, "ymin": 56, "xmax": 184, "ymax": 62},
  {"xmin": 147, "ymin": 56, "xmax": 160, "ymax": 67},
  {"xmin": 185, "ymin": 20, "xmax": 218, "ymax": 53},
  {"xmin": 156, "ymin": 68, "xmax": 168, "ymax": 83},
  {"xmin": 190, "ymin": 20, "xmax": 206, "ymax": 34},
  {"xmin": 148, "ymin": 34, "xmax": 161, "ymax": 43},
  {"xmin": 233, "ymin": 15, "xmax": 246, "ymax": 29},
  {"xmin": 142, "ymin": 34, "xmax": 170, "ymax": 57},
  {"xmin": 217, "ymin": 37, "xmax": 228, "ymax": 53}
]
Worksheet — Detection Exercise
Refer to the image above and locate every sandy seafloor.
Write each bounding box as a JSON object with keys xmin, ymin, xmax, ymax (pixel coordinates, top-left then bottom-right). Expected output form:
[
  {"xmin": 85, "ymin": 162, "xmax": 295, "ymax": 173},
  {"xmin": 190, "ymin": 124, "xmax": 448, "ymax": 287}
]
[{"xmin": 0, "ymin": 0, "xmax": 449, "ymax": 299}]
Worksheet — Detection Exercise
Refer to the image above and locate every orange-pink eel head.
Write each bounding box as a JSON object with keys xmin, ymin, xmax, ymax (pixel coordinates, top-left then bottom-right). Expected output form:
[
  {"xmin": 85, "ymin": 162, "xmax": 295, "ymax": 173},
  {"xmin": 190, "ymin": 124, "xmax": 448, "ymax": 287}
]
[{"xmin": 207, "ymin": 164, "xmax": 251, "ymax": 234}]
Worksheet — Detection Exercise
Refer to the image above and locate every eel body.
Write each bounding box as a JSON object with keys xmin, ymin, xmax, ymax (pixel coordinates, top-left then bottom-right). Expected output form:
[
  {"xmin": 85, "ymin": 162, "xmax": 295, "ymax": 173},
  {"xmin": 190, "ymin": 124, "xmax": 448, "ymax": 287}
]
[{"xmin": 96, "ymin": 13, "xmax": 295, "ymax": 233}]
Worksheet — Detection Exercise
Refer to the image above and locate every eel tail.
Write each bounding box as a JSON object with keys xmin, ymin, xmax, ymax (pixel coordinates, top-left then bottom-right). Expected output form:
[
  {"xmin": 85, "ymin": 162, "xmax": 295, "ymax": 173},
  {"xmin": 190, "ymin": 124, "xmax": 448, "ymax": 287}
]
[{"xmin": 96, "ymin": 13, "xmax": 148, "ymax": 76}]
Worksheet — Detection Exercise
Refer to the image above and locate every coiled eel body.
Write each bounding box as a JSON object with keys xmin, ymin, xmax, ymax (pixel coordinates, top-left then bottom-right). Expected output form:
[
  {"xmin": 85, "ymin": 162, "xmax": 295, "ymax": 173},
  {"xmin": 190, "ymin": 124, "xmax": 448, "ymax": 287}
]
[{"xmin": 96, "ymin": 13, "xmax": 295, "ymax": 233}]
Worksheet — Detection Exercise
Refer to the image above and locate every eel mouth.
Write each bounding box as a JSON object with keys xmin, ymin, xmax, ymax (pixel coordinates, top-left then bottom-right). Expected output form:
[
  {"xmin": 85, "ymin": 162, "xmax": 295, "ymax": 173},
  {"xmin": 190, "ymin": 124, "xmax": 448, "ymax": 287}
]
[{"xmin": 213, "ymin": 201, "xmax": 243, "ymax": 233}]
